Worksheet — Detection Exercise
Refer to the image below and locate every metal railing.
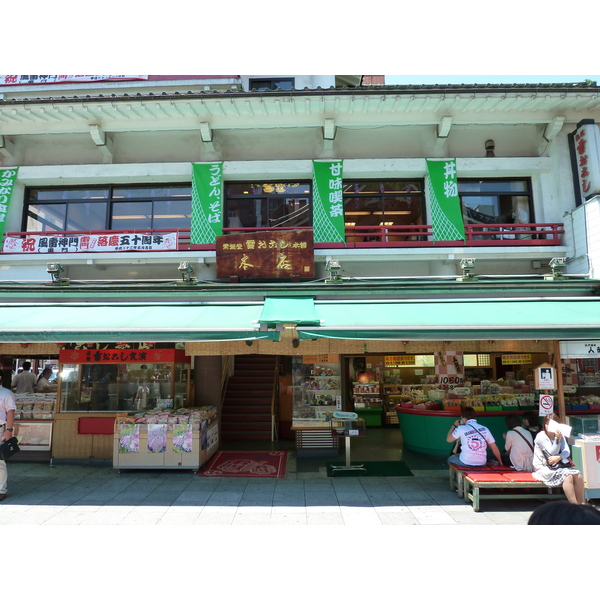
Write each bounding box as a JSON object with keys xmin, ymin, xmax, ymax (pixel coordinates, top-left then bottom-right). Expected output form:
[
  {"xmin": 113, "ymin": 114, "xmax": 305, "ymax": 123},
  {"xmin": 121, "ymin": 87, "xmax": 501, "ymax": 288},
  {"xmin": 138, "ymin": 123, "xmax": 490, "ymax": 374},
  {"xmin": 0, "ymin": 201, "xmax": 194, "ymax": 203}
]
[{"xmin": 1, "ymin": 221, "xmax": 564, "ymax": 254}]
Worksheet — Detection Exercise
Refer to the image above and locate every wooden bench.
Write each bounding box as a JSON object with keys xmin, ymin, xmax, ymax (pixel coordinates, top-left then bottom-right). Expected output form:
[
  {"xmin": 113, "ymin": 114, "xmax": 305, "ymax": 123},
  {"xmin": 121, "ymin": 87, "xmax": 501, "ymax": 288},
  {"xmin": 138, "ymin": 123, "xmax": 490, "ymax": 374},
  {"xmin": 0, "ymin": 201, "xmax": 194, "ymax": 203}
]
[
  {"xmin": 463, "ymin": 471, "xmax": 565, "ymax": 512},
  {"xmin": 448, "ymin": 463, "xmax": 513, "ymax": 498}
]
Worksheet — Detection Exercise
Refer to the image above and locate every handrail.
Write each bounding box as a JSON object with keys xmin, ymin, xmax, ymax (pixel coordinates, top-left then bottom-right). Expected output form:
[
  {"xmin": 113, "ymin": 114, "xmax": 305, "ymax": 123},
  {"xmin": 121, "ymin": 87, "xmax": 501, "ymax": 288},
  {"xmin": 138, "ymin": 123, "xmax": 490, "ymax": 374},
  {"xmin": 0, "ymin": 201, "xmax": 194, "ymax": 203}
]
[
  {"xmin": 1, "ymin": 222, "xmax": 565, "ymax": 253},
  {"xmin": 220, "ymin": 355, "xmax": 232, "ymax": 408},
  {"xmin": 271, "ymin": 356, "xmax": 280, "ymax": 442}
]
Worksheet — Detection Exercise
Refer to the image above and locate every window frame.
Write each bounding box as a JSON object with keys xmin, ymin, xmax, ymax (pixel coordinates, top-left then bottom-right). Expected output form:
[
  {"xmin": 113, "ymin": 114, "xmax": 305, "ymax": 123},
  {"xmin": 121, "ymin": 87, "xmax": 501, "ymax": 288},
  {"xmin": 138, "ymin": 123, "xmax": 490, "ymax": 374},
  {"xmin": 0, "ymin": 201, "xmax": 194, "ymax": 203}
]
[
  {"xmin": 23, "ymin": 184, "xmax": 193, "ymax": 233},
  {"xmin": 342, "ymin": 179, "xmax": 426, "ymax": 228},
  {"xmin": 457, "ymin": 177, "xmax": 534, "ymax": 225},
  {"xmin": 248, "ymin": 77, "xmax": 295, "ymax": 91},
  {"xmin": 224, "ymin": 180, "xmax": 313, "ymax": 230}
]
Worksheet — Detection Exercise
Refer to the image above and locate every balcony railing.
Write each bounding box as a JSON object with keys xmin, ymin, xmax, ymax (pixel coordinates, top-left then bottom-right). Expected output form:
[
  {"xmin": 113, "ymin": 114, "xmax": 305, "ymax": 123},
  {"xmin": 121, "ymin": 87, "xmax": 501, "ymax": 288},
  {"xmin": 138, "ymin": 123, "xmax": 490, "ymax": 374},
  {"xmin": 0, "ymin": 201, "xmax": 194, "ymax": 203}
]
[{"xmin": 1, "ymin": 222, "xmax": 564, "ymax": 254}]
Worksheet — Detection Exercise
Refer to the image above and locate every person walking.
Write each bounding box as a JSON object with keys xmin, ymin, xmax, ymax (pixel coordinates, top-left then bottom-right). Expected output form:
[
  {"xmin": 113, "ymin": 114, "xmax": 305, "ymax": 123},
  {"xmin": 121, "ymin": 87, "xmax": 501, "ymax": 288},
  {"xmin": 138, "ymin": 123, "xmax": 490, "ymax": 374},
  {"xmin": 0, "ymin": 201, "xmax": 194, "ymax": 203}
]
[{"xmin": 0, "ymin": 371, "xmax": 17, "ymax": 501}]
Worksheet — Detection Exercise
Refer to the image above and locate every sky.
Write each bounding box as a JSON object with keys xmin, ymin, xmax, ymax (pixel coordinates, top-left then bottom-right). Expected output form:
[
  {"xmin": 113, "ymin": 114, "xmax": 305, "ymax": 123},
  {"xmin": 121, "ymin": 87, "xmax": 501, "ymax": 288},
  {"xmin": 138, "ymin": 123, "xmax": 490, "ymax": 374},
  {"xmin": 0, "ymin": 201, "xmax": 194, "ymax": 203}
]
[{"xmin": 384, "ymin": 75, "xmax": 600, "ymax": 86}]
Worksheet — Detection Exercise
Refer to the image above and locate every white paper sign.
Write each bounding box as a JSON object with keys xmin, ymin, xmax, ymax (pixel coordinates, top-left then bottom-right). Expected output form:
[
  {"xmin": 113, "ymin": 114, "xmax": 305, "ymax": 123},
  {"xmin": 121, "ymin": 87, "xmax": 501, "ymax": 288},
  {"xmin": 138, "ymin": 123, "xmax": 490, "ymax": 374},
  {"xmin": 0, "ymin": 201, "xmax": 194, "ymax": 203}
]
[{"xmin": 546, "ymin": 417, "xmax": 573, "ymax": 438}]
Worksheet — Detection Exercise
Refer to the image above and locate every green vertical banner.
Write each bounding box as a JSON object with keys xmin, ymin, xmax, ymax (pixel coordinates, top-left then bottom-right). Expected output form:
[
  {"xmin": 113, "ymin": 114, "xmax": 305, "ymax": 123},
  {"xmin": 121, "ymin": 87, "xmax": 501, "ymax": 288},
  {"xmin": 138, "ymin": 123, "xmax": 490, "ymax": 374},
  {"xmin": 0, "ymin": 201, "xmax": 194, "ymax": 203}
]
[
  {"xmin": 190, "ymin": 162, "xmax": 223, "ymax": 244},
  {"xmin": 426, "ymin": 159, "xmax": 465, "ymax": 241},
  {"xmin": 312, "ymin": 160, "xmax": 345, "ymax": 243},
  {"xmin": 0, "ymin": 167, "xmax": 18, "ymax": 240}
]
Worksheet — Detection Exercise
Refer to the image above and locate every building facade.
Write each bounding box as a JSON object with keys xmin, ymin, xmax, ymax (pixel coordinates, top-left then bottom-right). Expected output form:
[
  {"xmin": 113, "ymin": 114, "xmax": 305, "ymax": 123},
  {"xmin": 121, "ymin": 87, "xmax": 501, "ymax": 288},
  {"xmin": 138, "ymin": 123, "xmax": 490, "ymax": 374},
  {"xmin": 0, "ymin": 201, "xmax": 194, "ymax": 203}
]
[{"xmin": 1, "ymin": 74, "xmax": 599, "ymax": 461}]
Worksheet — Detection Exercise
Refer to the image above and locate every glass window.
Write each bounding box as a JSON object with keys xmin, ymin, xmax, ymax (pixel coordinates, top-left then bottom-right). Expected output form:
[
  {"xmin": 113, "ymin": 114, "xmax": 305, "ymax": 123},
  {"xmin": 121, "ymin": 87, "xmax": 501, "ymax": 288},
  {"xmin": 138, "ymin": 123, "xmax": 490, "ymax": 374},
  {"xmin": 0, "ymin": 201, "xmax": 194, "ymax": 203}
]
[
  {"xmin": 59, "ymin": 362, "xmax": 189, "ymax": 412},
  {"xmin": 458, "ymin": 179, "xmax": 532, "ymax": 225},
  {"xmin": 225, "ymin": 181, "xmax": 311, "ymax": 229},
  {"xmin": 25, "ymin": 185, "xmax": 192, "ymax": 233},
  {"xmin": 249, "ymin": 78, "xmax": 295, "ymax": 91},
  {"xmin": 111, "ymin": 201, "xmax": 153, "ymax": 230},
  {"xmin": 343, "ymin": 180, "xmax": 424, "ymax": 228}
]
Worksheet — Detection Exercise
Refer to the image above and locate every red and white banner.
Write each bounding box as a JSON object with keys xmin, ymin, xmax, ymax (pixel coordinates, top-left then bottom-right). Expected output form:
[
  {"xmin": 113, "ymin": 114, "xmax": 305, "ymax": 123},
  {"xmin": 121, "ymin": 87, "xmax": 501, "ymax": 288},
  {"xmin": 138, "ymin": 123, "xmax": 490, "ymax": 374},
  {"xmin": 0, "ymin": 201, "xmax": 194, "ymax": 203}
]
[
  {"xmin": 3, "ymin": 232, "xmax": 178, "ymax": 253},
  {"xmin": 572, "ymin": 121, "xmax": 600, "ymax": 201},
  {"xmin": 0, "ymin": 75, "xmax": 148, "ymax": 86}
]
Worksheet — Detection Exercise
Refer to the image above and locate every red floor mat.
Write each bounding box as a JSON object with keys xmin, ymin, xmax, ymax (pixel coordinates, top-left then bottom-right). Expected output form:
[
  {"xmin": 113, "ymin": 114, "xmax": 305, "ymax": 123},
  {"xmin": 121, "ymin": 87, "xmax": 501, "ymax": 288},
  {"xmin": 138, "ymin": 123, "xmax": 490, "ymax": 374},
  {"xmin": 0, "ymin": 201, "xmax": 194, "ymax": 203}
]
[{"xmin": 199, "ymin": 450, "xmax": 287, "ymax": 478}]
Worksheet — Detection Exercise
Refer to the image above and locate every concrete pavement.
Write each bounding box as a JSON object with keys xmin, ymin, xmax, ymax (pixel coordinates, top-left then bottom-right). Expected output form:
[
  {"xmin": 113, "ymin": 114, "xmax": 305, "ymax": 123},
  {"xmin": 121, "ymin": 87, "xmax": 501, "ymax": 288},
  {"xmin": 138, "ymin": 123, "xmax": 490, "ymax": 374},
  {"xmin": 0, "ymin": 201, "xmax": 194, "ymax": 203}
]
[{"xmin": 0, "ymin": 457, "xmax": 552, "ymax": 526}]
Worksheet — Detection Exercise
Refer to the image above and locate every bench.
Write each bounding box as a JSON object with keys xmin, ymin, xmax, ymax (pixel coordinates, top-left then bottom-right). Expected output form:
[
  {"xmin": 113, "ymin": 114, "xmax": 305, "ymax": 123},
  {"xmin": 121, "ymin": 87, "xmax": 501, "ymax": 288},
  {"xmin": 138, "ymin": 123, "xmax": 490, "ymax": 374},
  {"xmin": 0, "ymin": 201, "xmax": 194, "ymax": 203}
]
[
  {"xmin": 463, "ymin": 471, "xmax": 566, "ymax": 512},
  {"xmin": 449, "ymin": 463, "xmax": 513, "ymax": 498}
]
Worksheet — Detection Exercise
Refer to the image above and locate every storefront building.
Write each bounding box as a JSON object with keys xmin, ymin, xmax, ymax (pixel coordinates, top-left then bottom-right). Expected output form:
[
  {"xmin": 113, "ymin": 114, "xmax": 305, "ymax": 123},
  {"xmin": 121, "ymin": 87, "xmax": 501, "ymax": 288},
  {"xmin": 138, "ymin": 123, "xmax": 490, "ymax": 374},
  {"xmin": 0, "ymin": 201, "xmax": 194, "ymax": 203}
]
[{"xmin": 0, "ymin": 75, "xmax": 599, "ymax": 464}]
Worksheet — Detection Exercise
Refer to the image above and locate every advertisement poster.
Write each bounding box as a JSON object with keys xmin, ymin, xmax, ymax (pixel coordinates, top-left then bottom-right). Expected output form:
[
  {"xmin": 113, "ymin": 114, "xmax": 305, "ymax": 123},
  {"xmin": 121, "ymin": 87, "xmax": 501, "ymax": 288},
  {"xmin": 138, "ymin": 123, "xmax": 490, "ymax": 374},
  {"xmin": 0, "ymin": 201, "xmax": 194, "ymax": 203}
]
[
  {"xmin": 426, "ymin": 159, "xmax": 465, "ymax": 242},
  {"xmin": 207, "ymin": 422, "xmax": 219, "ymax": 452},
  {"xmin": 173, "ymin": 424, "xmax": 193, "ymax": 453},
  {"xmin": 435, "ymin": 351, "xmax": 465, "ymax": 389},
  {"xmin": 118, "ymin": 424, "xmax": 140, "ymax": 453},
  {"xmin": 3, "ymin": 231, "xmax": 178, "ymax": 254},
  {"xmin": 0, "ymin": 168, "xmax": 18, "ymax": 240},
  {"xmin": 312, "ymin": 160, "xmax": 345, "ymax": 243},
  {"xmin": 147, "ymin": 424, "xmax": 167, "ymax": 453},
  {"xmin": 191, "ymin": 162, "xmax": 223, "ymax": 244}
]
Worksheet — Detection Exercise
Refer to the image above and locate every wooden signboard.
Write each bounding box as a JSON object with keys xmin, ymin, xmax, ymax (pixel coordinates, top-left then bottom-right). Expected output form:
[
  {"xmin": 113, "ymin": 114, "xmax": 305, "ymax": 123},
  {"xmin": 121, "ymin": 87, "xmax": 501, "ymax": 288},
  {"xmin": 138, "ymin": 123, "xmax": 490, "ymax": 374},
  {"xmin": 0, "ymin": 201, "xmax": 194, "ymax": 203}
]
[
  {"xmin": 534, "ymin": 362, "xmax": 556, "ymax": 390},
  {"xmin": 216, "ymin": 229, "xmax": 314, "ymax": 280}
]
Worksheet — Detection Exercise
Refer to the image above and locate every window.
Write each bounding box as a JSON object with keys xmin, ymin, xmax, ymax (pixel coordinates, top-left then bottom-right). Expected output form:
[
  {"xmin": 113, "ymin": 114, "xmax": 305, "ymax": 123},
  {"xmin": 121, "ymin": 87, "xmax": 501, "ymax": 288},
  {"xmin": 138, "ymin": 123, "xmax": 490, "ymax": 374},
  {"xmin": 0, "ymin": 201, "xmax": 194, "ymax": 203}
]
[
  {"xmin": 249, "ymin": 78, "xmax": 295, "ymax": 91},
  {"xmin": 458, "ymin": 179, "xmax": 532, "ymax": 225},
  {"xmin": 343, "ymin": 180, "xmax": 424, "ymax": 229},
  {"xmin": 24, "ymin": 185, "xmax": 192, "ymax": 232},
  {"xmin": 225, "ymin": 182, "xmax": 311, "ymax": 229}
]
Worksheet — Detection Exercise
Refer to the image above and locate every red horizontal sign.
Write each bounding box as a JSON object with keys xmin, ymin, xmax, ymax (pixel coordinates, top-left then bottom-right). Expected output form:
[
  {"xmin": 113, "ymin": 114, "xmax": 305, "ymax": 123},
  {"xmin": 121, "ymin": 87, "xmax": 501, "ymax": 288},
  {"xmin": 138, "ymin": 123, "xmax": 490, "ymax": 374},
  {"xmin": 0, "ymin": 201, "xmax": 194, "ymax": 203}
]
[{"xmin": 60, "ymin": 348, "xmax": 189, "ymax": 364}]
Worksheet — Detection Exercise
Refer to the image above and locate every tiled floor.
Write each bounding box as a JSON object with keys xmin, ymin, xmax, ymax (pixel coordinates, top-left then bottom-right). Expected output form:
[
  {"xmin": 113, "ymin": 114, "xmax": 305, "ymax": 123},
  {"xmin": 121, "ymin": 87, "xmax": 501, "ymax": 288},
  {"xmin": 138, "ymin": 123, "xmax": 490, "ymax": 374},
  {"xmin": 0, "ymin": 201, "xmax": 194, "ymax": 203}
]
[{"xmin": 0, "ymin": 427, "xmax": 573, "ymax": 525}]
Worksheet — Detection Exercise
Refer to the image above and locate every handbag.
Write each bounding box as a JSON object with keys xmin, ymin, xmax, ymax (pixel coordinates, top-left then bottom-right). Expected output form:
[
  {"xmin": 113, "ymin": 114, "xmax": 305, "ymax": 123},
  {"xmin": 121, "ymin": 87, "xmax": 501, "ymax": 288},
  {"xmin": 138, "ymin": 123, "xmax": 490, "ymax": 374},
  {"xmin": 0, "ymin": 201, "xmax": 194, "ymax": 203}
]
[
  {"xmin": 541, "ymin": 448, "xmax": 575, "ymax": 470},
  {"xmin": 0, "ymin": 436, "xmax": 20, "ymax": 461}
]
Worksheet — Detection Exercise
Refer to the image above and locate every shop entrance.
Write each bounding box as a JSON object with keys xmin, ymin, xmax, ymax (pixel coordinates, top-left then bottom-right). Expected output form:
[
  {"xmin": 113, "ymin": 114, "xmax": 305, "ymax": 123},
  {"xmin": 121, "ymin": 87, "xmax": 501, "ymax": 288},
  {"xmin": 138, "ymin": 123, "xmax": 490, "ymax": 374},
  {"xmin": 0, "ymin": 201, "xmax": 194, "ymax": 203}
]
[{"xmin": 220, "ymin": 354, "xmax": 279, "ymax": 442}]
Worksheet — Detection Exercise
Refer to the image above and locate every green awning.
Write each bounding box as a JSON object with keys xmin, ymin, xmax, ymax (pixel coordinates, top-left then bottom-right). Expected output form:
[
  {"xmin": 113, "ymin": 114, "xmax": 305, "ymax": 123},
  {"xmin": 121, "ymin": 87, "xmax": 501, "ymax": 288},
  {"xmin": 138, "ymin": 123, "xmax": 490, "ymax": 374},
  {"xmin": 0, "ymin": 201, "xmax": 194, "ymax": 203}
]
[
  {"xmin": 297, "ymin": 299, "xmax": 600, "ymax": 341},
  {"xmin": 0, "ymin": 303, "xmax": 279, "ymax": 342},
  {"xmin": 258, "ymin": 297, "xmax": 320, "ymax": 326}
]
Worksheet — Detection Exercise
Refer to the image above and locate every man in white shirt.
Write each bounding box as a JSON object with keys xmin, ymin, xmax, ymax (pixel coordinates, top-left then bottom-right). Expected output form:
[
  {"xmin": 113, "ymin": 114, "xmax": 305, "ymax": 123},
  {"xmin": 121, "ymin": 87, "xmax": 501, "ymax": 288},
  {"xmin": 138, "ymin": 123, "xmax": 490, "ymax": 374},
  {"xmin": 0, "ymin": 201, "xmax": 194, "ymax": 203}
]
[
  {"xmin": 447, "ymin": 406, "xmax": 504, "ymax": 467},
  {"xmin": 0, "ymin": 371, "xmax": 17, "ymax": 501},
  {"xmin": 503, "ymin": 414, "xmax": 534, "ymax": 471},
  {"xmin": 11, "ymin": 361, "xmax": 38, "ymax": 394}
]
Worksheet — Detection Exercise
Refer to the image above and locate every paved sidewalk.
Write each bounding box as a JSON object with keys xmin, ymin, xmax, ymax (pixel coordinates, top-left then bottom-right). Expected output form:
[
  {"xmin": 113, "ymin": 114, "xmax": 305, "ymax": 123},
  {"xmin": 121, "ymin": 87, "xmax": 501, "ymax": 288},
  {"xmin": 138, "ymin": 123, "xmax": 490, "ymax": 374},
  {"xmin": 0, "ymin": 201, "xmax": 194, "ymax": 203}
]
[{"xmin": 0, "ymin": 458, "xmax": 553, "ymax": 526}]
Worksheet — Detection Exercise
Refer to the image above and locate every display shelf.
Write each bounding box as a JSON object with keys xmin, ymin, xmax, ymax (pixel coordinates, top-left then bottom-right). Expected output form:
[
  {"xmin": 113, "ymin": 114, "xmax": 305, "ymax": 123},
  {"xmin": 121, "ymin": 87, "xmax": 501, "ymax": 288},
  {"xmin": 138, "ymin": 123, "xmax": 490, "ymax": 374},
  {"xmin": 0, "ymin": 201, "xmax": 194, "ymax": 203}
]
[
  {"xmin": 292, "ymin": 360, "xmax": 342, "ymax": 429},
  {"xmin": 113, "ymin": 407, "xmax": 218, "ymax": 472},
  {"xmin": 352, "ymin": 382, "xmax": 383, "ymax": 411}
]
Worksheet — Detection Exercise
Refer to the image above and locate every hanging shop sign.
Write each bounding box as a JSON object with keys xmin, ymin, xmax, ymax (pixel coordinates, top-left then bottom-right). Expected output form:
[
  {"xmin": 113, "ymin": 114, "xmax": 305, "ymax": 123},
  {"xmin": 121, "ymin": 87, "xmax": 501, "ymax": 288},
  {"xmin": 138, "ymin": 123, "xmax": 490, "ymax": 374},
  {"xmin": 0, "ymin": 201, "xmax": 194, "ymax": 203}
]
[
  {"xmin": 426, "ymin": 159, "xmax": 466, "ymax": 242},
  {"xmin": 191, "ymin": 162, "xmax": 223, "ymax": 244},
  {"xmin": 385, "ymin": 355, "xmax": 416, "ymax": 367},
  {"xmin": 569, "ymin": 120, "xmax": 600, "ymax": 203},
  {"xmin": 216, "ymin": 229, "xmax": 314, "ymax": 279},
  {"xmin": 59, "ymin": 348, "xmax": 189, "ymax": 364},
  {"xmin": 312, "ymin": 160, "xmax": 345, "ymax": 244},
  {"xmin": 534, "ymin": 363, "xmax": 556, "ymax": 390},
  {"xmin": 0, "ymin": 167, "xmax": 18, "ymax": 240},
  {"xmin": 560, "ymin": 340, "xmax": 600, "ymax": 358},
  {"xmin": 0, "ymin": 75, "xmax": 148, "ymax": 86},
  {"xmin": 501, "ymin": 354, "xmax": 532, "ymax": 365},
  {"xmin": 3, "ymin": 231, "xmax": 178, "ymax": 254}
]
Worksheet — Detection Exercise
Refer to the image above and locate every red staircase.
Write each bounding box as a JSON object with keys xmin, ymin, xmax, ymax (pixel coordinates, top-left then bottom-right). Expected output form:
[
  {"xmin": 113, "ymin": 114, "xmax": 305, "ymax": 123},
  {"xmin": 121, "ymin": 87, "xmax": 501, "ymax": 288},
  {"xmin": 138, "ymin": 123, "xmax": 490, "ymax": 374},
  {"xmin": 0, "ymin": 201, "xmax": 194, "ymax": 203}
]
[{"xmin": 220, "ymin": 355, "xmax": 277, "ymax": 441}]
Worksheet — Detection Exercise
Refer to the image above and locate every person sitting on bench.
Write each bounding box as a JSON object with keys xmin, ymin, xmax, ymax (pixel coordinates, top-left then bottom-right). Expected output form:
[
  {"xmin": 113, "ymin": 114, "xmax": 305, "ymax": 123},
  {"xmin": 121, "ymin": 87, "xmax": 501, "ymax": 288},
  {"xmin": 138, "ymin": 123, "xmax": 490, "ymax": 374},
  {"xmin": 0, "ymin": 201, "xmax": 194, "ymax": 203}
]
[{"xmin": 447, "ymin": 406, "xmax": 504, "ymax": 468}]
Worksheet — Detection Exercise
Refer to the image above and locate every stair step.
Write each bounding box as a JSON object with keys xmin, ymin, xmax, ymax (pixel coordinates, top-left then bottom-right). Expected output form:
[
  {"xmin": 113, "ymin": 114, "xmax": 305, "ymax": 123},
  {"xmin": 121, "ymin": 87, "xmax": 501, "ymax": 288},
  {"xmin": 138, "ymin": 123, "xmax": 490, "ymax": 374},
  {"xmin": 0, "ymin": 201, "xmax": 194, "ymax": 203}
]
[
  {"xmin": 221, "ymin": 432, "xmax": 272, "ymax": 441},
  {"xmin": 221, "ymin": 413, "xmax": 271, "ymax": 429},
  {"xmin": 220, "ymin": 421, "xmax": 271, "ymax": 430}
]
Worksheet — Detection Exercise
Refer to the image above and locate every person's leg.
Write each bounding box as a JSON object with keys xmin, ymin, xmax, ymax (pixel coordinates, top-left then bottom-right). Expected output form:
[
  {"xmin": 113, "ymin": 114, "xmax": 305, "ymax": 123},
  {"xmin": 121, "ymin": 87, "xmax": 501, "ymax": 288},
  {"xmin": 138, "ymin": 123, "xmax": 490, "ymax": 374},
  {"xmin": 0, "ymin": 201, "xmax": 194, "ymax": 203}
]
[
  {"xmin": 0, "ymin": 459, "xmax": 7, "ymax": 496},
  {"xmin": 573, "ymin": 473, "xmax": 586, "ymax": 504},
  {"xmin": 448, "ymin": 455, "xmax": 467, "ymax": 467},
  {"xmin": 561, "ymin": 474, "xmax": 579, "ymax": 504}
]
